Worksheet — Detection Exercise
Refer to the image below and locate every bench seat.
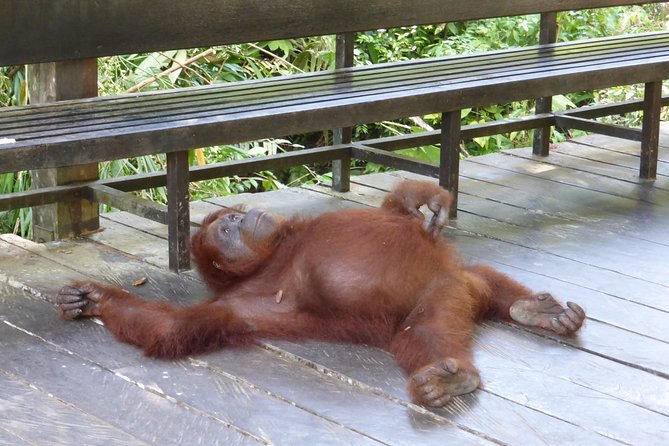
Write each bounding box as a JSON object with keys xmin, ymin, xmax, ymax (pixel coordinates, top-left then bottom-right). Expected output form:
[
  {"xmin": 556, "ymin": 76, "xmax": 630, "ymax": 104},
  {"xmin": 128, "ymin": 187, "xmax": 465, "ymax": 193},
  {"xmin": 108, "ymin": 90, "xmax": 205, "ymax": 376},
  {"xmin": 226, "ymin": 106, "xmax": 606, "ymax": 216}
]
[{"xmin": 2, "ymin": 32, "xmax": 669, "ymax": 172}]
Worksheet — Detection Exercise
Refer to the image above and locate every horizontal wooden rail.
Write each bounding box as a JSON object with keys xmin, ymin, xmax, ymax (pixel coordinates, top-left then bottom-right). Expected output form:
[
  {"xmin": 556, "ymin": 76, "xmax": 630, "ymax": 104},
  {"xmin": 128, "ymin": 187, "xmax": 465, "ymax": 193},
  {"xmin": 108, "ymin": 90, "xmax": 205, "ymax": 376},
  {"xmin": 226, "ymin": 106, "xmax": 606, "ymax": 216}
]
[
  {"xmin": 1, "ymin": 95, "xmax": 666, "ymax": 223},
  {"xmin": 3, "ymin": 0, "xmax": 661, "ymax": 66}
]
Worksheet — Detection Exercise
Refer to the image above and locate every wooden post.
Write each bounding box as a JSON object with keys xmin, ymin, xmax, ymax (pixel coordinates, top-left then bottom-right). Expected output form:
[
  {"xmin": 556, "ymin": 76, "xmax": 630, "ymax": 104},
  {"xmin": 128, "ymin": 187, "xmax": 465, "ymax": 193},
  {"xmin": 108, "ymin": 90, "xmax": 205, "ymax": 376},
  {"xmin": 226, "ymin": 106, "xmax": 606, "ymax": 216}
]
[
  {"xmin": 28, "ymin": 59, "xmax": 99, "ymax": 242},
  {"xmin": 440, "ymin": 110, "xmax": 461, "ymax": 219},
  {"xmin": 532, "ymin": 12, "xmax": 558, "ymax": 156},
  {"xmin": 167, "ymin": 150, "xmax": 191, "ymax": 272},
  {"xmin": 640, "ymin": 80, "xmax": 662, "ymax": 179},
  {"xmin": 332, "ymin": 32, "xmax": 355, "ymax": 192}
]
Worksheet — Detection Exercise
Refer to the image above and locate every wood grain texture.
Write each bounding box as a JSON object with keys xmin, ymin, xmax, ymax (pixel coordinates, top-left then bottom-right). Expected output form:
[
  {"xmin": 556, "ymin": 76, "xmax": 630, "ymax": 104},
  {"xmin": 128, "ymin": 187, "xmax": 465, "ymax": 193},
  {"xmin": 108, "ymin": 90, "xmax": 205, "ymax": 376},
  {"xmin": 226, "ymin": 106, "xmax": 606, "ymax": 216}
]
[
  {"xmin": 2, "ymin": 0, "xmax": 663, "ymax": 65},
  {"xmin": 2, "ymin": 133, "xmax": 669, "ymax": 444},
  {"xmin": 4, "ymin": 33, "xmax": 669, "ymax": 173}
]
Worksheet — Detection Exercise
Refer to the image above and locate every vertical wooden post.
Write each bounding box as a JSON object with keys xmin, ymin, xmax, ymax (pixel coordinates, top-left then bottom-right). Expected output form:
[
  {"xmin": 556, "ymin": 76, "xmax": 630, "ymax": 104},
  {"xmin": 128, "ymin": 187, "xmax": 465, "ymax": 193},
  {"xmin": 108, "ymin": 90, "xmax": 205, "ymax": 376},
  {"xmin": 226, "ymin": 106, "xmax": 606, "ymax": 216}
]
[
  {"xmin": 532, "ymin": 12, "xmax": 558, "ymax": 156},
  {"xmin": 28, "ymin": 59, "xmax": 99, "ymax": 242},
  {"xmin": 640, "ymin": 80, "xmax": 662, "ymax": 179},
  {"xmin": 440, "ymin": 110, "xmax": 461, "ymax": 219},
  {"xmin": 332, "ymin": 32, "xmax": 355, "ymax": 192},
  {"xmin": 167, "ymin": 150, "xmax": 191, "ymax": 272}
]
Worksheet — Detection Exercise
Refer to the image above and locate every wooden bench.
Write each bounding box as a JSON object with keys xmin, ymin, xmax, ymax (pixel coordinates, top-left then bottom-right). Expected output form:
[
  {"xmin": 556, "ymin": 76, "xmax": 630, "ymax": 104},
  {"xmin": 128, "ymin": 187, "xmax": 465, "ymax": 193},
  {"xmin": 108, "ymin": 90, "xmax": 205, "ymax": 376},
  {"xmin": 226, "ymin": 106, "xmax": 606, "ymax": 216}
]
[{"xmin": 1, "ymin": 0, "xmax": 667, "ymax": 272}]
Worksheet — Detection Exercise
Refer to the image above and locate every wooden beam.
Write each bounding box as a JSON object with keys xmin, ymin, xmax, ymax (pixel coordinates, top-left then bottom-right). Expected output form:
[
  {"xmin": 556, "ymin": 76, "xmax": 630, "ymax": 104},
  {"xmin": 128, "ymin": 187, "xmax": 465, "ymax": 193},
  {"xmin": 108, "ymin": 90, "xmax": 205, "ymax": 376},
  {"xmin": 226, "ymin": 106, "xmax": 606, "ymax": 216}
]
[
  {"xmin": 85, "ymin": 185, "xmax": 168, "ymax": 224},
  {"xmin": 0, "ymin": 146, "xmax": 353, "ymax": 211},
  {"xmin": 554, "ymin": 115, "xmax": 642, "ymax": 141},
  {"xmin": 562, "ymin": 95, "xmax": 669, "ymax": 119},
  {"xmin": 532, "ymin": 11, "xmax": 558, "ymax": 156},
  {"xmin": 440, "ymin": 111, "xmax": 461, "ymax": 219},
  {"xmin": 3, "ymin": 0, "xmax": 662, "ymax": 66},
  {"xmin": 27, "ymin": 59, "xmax": 99, "ymax": 242},
  {"xmin": 350, "ymin": 143, "xmax": 438, "ymax": 177},
  {"xmin": 332, "ymin": 32, "xmax": 355, "ymax": 193},
  {"xmin": 167, "ymin": 150, "xmax": 191, "ymax": 272},
  {"xmin": 360, "ymin": 114, "xmax": 556, "ymax": 151},
  {"xmin": 640, "ymin": 80, "xmax": 662, "ymax": 179}
]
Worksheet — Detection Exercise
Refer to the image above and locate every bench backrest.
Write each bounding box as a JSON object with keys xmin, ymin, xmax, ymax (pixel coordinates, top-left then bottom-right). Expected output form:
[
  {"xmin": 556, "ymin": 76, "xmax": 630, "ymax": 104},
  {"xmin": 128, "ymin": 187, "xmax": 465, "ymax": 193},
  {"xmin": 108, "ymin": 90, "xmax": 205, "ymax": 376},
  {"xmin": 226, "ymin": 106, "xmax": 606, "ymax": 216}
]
[{"xmin": 1, "ymin": 0, "xmax": 664, "ymax": 66}]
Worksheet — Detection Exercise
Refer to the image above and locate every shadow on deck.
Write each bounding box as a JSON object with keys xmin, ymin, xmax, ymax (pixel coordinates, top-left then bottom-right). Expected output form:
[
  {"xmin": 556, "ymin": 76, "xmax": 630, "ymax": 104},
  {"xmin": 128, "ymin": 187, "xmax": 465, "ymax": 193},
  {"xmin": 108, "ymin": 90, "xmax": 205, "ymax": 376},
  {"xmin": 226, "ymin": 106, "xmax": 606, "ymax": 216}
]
[{"xmin": 1, "ymin": 129, "xmax": 669, "ymax": 445}]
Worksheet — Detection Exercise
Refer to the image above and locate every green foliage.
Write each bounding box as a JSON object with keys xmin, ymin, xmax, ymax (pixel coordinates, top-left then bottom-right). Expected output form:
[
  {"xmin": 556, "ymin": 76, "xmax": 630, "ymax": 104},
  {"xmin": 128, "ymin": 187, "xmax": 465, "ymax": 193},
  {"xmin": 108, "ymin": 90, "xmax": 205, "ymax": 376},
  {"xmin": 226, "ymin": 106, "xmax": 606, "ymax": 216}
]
[
  {"xmin": 0, "ymin": 170, "xmax": 31, "ymax": 236},
  {"xmin": 0, "ymin": 66, "xmax": 30, "ymax": 236}
]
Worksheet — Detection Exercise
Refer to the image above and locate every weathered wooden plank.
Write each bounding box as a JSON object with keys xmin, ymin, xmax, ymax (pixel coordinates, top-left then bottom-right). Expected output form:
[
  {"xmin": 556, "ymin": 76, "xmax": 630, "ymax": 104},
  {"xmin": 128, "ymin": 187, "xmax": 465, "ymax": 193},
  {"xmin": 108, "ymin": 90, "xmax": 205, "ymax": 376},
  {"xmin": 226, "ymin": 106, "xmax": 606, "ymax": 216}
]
[
  {"xmin": 507, "ymin": 146, "xmax": 669, "ymax": 190},
  {"xmin": 0, "ymin": 239, "xmax": 86, "ymax": 296},
  {"xmin": 180, "ymin": 348, "xmax": 495, "ymax": 445},
  {"xmin": 475, "ymin": 321, "xmax": 669, "ymax": 416},
  {"xmin": 581, "ymin": 122, "xmax": 669, "ymax": 157},
  {"xmin": 1, "ymin": 280, "xmax": 392, "ymax": 445},
  {"xmin": 457, "ymin": 234, "xmax": 669, "ymax": 375},
  {"xmin": 1, "ymin": 234, "xmax": 204, "ymax": 303},
  {"xmin": 2, "ymin": 0, "xmax": 663, "ymax": 65},
  {"xmin": 203, "ymin": 187, "xmax": 366, "ymax": 218},
  {"xmin": 0, "ymin": 428, "xmax": 31, "ymax": 446},
  {"xmin": 267, "ymin": 334, "xmax": 666, "ymax": 445},
  {"xmin": 0, "ymin": 307, "xmax": 262, "ymax": 445},
  {"xmin": 0, "ymin": 369, "xmax": 144, "ymax": 445},
  {"xmin": 101, "ymin": 211, "xmax": 173, "ymax": 238},
  {"xmin": 6, "ymin": 33, "xmax": 669, "ymax": 135},
  {"xmin": 555, "ymin": 115, "xmax": 642, "ymax": 142},
  {"xmin": 545, "ymin": 141, "xmax": 669, "ymax": 178},
  {"xmin": 6, "ymin": 32, "xmax": 667, "ymax": 135},
  {"xmin": 88, "ymin": 185, "xmax": 169, "ymax": 224},
  {"xmin": 85, "ymin": 219, "xmax": 172, "ymax": 270},
  {"xmin": 4, "ymin": 34, "xmax": 669, "ymax": 172},
  {"xmin": 453, "ymin": 161, "xmax": 669, "ymax": 247},
  {"xmin": 471, "ymin": 152, "xmax": 669, "ymax": 205},
  {"xmin": 264, "ymin": 342, "xmax": 615, "ymax": 444}
]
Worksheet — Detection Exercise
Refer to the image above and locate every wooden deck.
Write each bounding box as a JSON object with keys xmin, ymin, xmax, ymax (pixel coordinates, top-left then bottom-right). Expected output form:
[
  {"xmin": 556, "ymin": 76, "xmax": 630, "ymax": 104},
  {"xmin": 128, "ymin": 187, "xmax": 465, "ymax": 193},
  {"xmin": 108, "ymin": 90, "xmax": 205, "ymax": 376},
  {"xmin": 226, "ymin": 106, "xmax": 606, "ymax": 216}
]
[{"xmin": 2, "ymin": 128, "xmax": 669, "ymax": 445}]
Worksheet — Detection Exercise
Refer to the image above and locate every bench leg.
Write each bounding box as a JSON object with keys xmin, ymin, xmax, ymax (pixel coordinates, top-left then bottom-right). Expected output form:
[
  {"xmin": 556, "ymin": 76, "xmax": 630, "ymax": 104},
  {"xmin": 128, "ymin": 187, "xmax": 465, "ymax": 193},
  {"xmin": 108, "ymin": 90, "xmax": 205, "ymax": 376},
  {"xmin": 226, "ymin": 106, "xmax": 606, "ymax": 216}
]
[
  {"xmin": 332, "ymin": 127, "xmax": 352, "ymax": 192},
  {"xmin": 332, "ymin": 32, "xmax": 355, "ymax": 193},
  {"xmin": 532, "ymin": 12, "xmax": 557, "ymax": 157},
  {"xmin": 532, "ymin": 95, "xmax": 552, "ymax": 157},
  {"xmin": 28, "ymin": 59, "xmax": 100, "ymax": 242},
  {"xmin": 440, "ymin": 110, "xmax": 461, "ymax": 219},
  {"xmin": 640, "ymin": 81, "xmax": 662, "ymax": 179},
  {"xmin": 167, "ymin": 150, "xmax": 191, "ymax": 272}
]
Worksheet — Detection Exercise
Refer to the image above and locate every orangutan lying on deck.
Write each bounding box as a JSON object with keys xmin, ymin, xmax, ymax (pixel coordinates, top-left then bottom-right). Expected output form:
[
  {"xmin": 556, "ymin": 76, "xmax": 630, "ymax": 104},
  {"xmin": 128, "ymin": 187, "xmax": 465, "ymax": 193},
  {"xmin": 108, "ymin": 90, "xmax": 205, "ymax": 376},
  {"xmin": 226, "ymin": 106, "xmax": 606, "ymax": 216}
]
[{"xmin": 56, "ymin": 179, "xmax": 585, "ymax": 407}]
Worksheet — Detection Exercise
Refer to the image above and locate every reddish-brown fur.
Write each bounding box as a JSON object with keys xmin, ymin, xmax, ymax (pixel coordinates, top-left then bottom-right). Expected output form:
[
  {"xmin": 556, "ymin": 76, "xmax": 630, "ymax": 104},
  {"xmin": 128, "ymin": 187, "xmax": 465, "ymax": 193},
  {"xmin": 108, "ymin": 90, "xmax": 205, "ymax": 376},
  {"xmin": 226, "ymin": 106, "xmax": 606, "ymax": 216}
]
[{"xmin": 56, "ymin": 180, "xmax": 585, "ymax": 406}]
